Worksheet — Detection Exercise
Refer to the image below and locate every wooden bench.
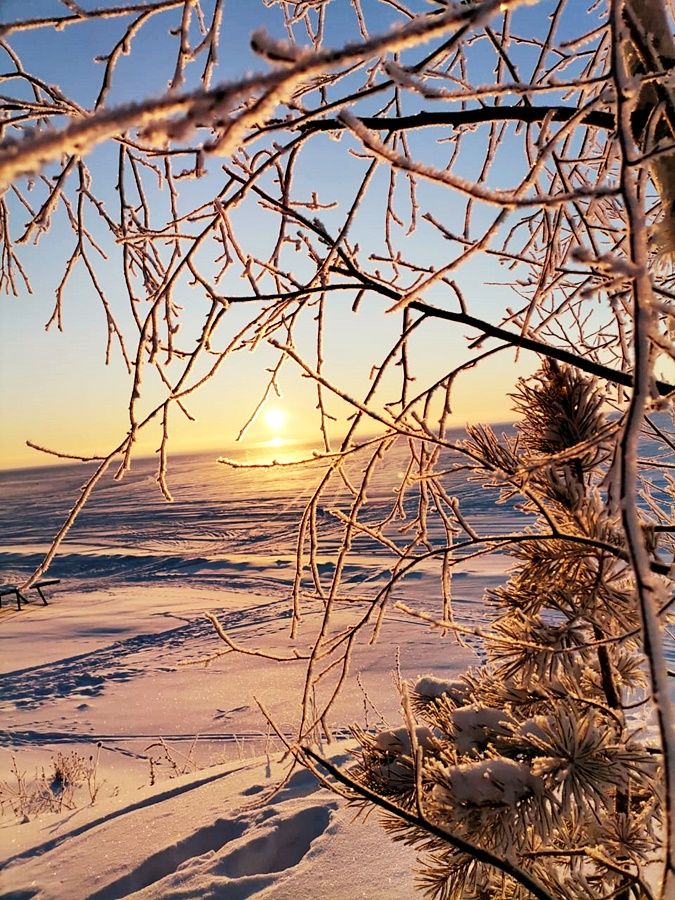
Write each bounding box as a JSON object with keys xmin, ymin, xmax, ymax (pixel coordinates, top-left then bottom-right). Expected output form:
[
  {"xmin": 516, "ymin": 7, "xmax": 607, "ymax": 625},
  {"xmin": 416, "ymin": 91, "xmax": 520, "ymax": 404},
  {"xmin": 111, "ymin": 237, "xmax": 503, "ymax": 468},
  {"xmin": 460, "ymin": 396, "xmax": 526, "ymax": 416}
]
[{"xmin": 0, "ymin": 579, "xmax": 60, "ymax": 611}]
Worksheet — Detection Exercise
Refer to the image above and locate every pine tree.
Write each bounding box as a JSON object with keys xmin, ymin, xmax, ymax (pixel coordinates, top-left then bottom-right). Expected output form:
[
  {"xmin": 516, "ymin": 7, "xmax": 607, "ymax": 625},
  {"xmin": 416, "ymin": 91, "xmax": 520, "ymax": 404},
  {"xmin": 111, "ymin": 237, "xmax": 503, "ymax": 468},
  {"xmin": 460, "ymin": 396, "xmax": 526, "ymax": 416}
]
[{"xmin": 351, "ymin": 362, "xmax": 664, "ymax": 899}]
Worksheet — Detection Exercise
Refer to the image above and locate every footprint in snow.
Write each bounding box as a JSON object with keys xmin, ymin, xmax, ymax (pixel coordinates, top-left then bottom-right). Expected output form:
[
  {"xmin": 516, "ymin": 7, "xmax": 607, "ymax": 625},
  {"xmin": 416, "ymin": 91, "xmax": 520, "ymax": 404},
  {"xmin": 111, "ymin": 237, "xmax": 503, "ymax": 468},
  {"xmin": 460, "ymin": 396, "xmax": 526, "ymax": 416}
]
[
  {"xmin": 88, "ymin": 818, "xmax": 247, "ymax": 900},
  {"xmin": 215, "ymin": 803, "xmax": 338, "ymax": 880},
  {"xmin": 87, "ymin": 788, "xmax": 337, "ymax": 899}
]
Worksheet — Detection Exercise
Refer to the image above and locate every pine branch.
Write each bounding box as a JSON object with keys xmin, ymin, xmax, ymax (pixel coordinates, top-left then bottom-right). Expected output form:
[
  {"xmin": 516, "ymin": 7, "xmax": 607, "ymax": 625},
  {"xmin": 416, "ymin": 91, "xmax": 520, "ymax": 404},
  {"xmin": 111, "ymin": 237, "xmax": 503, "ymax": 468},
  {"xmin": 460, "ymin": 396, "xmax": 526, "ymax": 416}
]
[{"xmin": 303, "ymin": 746, "xmax": 556, "ymax": 900}]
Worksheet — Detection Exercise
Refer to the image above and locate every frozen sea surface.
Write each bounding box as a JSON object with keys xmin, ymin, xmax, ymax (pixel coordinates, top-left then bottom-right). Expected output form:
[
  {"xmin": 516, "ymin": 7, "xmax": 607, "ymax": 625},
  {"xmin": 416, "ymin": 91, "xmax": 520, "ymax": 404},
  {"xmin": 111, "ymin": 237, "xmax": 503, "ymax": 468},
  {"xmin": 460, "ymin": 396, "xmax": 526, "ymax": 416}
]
[{"xmin": 0, "ymin": 432, "xmax": 522, "ymax": 592}]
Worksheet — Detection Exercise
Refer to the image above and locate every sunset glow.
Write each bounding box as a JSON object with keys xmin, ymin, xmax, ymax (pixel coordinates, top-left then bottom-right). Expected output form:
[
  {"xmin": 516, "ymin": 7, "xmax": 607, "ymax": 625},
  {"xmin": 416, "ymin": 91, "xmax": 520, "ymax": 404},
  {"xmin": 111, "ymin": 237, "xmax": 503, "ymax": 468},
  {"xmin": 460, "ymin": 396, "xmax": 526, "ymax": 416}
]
[{"xmin": 264, "ymin": 407, "xmax": 286, "ymax": 436}]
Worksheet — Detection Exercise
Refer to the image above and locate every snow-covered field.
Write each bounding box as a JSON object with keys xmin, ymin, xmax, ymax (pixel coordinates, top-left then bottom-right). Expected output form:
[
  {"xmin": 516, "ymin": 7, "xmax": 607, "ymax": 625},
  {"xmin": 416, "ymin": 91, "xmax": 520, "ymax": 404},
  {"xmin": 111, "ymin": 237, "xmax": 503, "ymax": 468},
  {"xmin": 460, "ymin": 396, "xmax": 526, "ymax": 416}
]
[{"xmin": 0, "ymin": 438, "xmax": 516, "ymax": 898}]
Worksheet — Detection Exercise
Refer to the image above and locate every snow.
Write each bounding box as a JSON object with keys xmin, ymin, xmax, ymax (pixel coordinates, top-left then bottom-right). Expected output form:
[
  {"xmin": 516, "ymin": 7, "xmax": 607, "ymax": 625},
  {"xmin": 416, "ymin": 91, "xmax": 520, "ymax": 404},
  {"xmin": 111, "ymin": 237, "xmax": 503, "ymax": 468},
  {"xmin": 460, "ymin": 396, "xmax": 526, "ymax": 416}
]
[
  {"xmin": 2, "ymin": 748, "xmax": 421, "ymax": 899},
  {"xmin": 414, "ymin": 675, "xmax": 468, "ymax": 705},
  {"xmin": 450, "ymin": 706, "xmax": 514, "ymax": 755},
  {"xmin": 0, "ymin": 443, "xmax": 516, "ymax": 897},
  {"xmin": 435, "ymin": 758, "xmax": 544, "ymax": 808},
  {"xmin": 374, "ymin": 725, "xmax": 436, "ymax": 755},
  {"xmin": 0, "ymin": 579, "xmax": 452, "ymax": 899}
]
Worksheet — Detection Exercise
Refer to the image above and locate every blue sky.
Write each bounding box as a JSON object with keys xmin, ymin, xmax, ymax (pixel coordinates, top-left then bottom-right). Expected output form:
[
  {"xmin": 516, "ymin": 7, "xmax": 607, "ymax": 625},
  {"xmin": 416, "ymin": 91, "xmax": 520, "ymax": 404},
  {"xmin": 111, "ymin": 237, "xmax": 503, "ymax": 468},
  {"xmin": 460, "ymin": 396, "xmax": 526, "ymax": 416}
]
[{"xmin": 0, "ymin": 0, "xmax": 572, "ymax": 469}]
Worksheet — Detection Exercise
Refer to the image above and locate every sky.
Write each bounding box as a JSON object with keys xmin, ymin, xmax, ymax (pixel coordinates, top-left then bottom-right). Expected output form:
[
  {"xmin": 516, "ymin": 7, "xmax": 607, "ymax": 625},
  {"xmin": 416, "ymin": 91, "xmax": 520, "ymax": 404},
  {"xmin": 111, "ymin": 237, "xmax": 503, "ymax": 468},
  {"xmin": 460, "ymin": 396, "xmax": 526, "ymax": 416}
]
[{"xmin": 0, "ymin": 0, "xmax": 575, "ymax": 470}]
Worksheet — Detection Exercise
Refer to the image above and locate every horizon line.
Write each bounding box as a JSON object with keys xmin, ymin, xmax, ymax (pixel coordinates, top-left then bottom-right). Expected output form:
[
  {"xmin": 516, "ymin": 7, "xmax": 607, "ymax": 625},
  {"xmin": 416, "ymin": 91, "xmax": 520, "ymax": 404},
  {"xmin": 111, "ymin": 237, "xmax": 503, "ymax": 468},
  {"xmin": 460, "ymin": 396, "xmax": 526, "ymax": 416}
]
[{"xmin": 0, "ymin": 418, "xmax": 521, "ymax": 474}]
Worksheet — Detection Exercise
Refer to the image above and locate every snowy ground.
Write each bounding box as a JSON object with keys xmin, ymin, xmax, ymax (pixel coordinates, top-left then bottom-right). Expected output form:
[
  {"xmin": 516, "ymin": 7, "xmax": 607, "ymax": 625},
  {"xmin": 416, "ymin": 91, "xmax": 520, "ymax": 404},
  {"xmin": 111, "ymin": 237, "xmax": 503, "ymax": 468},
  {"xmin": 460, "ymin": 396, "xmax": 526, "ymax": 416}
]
[
  {"xmin": 2, "ymin": 740, "xmax": 422, "ymax": 899},
  {"xmin": 0, "ymin": 441, "xmax": 513, "ymax": 898}
]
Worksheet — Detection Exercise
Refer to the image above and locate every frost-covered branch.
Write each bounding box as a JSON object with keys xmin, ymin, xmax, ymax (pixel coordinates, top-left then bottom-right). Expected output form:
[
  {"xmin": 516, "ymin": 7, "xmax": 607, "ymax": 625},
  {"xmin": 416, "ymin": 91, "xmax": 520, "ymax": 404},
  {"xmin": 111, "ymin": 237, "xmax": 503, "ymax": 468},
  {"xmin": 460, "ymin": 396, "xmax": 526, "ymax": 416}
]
[{"xmin": 3, "ymin": 1, "xmax": 674, "ymax": 895}]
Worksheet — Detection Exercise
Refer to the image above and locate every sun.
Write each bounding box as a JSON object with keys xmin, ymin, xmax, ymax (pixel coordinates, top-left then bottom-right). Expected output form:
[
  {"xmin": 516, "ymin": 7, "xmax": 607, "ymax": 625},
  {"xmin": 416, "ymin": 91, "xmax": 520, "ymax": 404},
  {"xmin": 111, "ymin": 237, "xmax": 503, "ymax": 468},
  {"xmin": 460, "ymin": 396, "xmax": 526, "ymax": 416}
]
[{"xmin": 264, "ymin": 406, "xmax": 286, "ymax": 434}]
